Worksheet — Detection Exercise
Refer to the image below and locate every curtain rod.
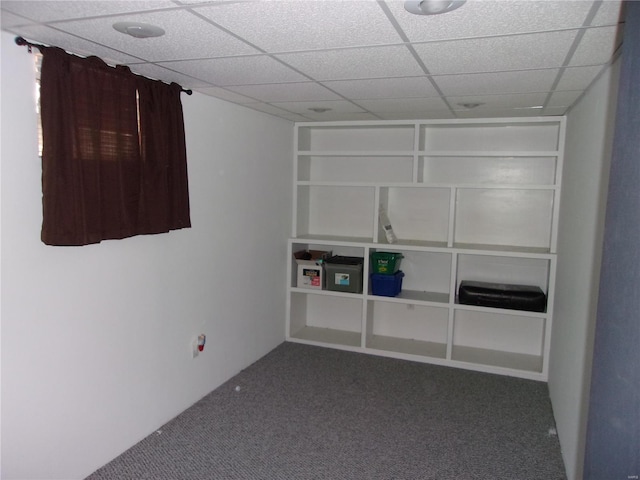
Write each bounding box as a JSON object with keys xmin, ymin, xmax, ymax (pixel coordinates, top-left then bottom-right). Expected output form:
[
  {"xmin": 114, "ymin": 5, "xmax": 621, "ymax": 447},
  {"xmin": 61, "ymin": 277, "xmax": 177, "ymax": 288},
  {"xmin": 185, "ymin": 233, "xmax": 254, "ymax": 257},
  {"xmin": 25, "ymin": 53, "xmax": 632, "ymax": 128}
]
[{"xmin": 14, "ymin": 36, "xmax": 193, "ymax": 95}]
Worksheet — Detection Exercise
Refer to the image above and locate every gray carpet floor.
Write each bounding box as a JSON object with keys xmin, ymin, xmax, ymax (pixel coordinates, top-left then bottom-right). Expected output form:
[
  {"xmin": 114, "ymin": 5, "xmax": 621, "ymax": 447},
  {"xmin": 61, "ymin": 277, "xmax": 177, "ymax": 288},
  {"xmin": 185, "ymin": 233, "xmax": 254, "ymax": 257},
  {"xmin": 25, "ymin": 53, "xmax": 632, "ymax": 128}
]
[{"xmin": 86, "ymin": 342, "xmax": 567, "ymax": 479}]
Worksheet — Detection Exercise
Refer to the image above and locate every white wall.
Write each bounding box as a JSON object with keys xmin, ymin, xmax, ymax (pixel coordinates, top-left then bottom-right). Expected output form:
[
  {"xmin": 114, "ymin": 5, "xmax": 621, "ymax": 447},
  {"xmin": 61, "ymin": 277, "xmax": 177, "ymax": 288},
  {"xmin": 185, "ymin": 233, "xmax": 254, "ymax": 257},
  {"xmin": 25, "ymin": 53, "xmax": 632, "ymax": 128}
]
[
  {"xmin": 0, "ymin": 31, "xmax": 293, "ymax": 480},
  {"xmin": 549, "ymin": 58, "xmax": 620, "ymax": 480}
]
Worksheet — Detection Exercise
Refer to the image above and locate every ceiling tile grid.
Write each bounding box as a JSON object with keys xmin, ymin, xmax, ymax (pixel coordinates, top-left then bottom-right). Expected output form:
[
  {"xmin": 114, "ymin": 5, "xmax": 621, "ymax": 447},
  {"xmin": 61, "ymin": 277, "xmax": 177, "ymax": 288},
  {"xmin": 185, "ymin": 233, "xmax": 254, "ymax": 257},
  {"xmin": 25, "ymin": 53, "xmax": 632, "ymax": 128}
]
[{"xmin": 0, "ymin": 0, "xmax": 625, "ymax": 122}]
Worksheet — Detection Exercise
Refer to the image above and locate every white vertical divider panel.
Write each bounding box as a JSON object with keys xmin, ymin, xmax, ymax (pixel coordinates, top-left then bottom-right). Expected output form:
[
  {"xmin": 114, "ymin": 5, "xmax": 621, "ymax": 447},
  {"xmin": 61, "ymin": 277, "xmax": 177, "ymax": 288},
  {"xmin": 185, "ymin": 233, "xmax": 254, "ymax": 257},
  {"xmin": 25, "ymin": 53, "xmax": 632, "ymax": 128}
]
[
  {"xmin": 360, "ymin": 245, "xmax": 372, "ymax": 348},
  {"xmin": 541, "ymin": 255, "xmax": 558, "ymax": 378},
  {"xmin": 448, "ymin": 187, "xmax": 457, "ymax": 248},
  {"xmin": 292, "ymin": 125, "xmax": 301, "ymax": 238},
  {"xmin": 446, "ymin": 252, "xmax": 459, "ymax": 360},
  {"xmin": 412, "ymin": 121, "xmax": 420, "ymax": 183},
  {"xmin": 373, "ymin": 187, "xmax": 382, "ymax": 244},
  {"xmin": 549, "ymin": 118, "xmax": 566, "ymax": 254}
]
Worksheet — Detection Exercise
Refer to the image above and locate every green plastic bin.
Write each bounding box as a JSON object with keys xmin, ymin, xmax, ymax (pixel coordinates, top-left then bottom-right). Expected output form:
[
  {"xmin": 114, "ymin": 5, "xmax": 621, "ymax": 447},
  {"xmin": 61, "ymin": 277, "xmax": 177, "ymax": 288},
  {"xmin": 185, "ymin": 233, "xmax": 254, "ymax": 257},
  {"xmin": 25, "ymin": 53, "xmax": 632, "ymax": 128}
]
[{"xmin": 371, "ymin": 251, "xmax": 403, "ymax": 275}]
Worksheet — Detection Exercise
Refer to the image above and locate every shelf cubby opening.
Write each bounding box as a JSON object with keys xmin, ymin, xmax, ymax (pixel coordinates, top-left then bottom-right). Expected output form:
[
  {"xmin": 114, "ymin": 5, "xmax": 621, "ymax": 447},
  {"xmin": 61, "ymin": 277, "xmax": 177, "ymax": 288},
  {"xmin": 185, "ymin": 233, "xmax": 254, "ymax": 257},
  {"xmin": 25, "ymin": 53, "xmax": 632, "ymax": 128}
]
[
  {"xmin": 379, "ymin": 186, "xmax": 450, "ymax": 246},
  {"xmin": 369, "ymin": 249, "xmax": 452, "ymax": 304},
  {"xmin": 454, "ymin": 188, "xmax": 555, "ymax": 250},
  {"xmin": 366, "ymin": 300, "xmax": 448, "ymax": 358},
  {"xmin": 455, "ymin": 254, "xmax": 550, "ymax": 300},
  {"xmin": 298, "ymin": 155, "xmax": 414, "ymax": 183},
  {"xmin": 296, "ymin": 185, "xmax": 375, "ymax": 241},
  {"xmin": 451, "ymin": 309, "xmax": 545, "ymax": 373},
  {"xmin": 419, "ymin": 155, "xmax": 558, "ymax": 186},
  {"xmin": 298, "ymin": 125, "xmax": 415, "ymax": 152},
  {"xmin": 419, "ymin": 121, "xmax": 561, "ymax": 152},
  {"xmin": 289, "ymin": 292, "xmax": 363, "ymax": 347}
]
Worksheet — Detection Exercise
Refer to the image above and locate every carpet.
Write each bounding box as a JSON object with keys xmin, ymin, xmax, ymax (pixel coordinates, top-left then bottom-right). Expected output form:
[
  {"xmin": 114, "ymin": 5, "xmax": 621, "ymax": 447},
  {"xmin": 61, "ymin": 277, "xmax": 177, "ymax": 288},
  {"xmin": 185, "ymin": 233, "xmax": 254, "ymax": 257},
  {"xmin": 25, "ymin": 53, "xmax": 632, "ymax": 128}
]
[{"xmin": 86, "ymin": 342, "xmax": 566, "ymax": 479}]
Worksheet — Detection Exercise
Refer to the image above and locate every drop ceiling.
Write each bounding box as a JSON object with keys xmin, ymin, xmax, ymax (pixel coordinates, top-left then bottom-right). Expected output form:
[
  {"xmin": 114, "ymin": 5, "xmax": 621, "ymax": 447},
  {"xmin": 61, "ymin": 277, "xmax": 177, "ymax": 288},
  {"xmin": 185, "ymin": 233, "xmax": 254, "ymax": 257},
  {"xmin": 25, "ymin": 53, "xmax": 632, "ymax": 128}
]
[{"xmin": 1, "ymin": 0, "xmax": 625, "ymax": 122}]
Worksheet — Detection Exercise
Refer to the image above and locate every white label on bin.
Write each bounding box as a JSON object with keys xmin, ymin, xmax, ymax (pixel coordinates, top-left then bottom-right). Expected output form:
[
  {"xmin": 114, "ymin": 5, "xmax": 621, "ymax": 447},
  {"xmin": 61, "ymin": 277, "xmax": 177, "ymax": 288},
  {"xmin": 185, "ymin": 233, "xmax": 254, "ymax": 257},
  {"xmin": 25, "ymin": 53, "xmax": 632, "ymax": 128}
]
[
  {"xmin": 336, "ymin": 273, "xmax": 350, "ymax": 286},
  {"xmin": 303, "ymin": 268, "xmax": 320, "ymax": 287}
]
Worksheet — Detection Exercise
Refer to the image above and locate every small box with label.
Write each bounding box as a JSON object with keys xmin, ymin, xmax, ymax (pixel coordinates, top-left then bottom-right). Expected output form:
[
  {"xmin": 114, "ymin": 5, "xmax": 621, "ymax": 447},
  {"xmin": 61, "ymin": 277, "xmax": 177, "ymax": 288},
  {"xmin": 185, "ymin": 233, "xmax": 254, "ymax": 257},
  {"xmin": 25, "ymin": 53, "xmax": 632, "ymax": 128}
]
[
  {"xmin": 325, "ymin": 256, "xmax": 364, "ymax": 294},
  {"xmin": 294, "ymin": 250, "xmax": 332, "ymax": 290}
]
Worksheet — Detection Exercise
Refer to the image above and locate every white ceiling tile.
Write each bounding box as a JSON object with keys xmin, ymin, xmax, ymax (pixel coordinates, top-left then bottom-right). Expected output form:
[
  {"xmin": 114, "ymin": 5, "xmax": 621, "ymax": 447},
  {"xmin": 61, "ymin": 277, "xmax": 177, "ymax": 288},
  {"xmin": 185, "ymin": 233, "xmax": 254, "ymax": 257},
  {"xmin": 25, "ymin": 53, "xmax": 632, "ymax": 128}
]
[
  {"xmin": 454, "ymin": 107, "xmax": 550, "ymax": 118},
  {"xmin": 303, "ymin": 112, "xmax": 382, "ymax": 121},
  {"xmin": 447, "ymin": 93, "xmax": 548, "ymax": 110},
  {"xmin": 387, "ymin": 0, "xmax": 594, "ymax": 42},
  {"xmin": 192, "ymin": 87, "xmax": 257, "ymax": 104},
  {"xmin": 268, "ymin": 100, "xmax": 367, "ymax": 116},
  {"xmin": 241, "ymin": 102, "xmax": 302, "ymax": 117},
  {"xmin": 590, "ymin": 1, "xmax": 624, "ymax": 26},
  {"xmin": 434, "ymin": 69, "xmax": 560, "ymax": 96},
  {"xmin": 546, "ymin": 90, "xmax": 583, "ymax": 107},
  {"xmin": 0, "ymin": 1, "xmax": 177, "ymax": 22},
  {"xmin": 414, "ymin": 31, "xmax": 577, "ymax": 75},
  {"xmin": 322, "ymin": 77, "xmax": 439, "ymax": 99},
  {"xmin": 542, "ymin": 106, "xmax": 569, "ymax": 116},
  {"xmin": 569, "ymin": 26, "xmax": 620, "ymax": 66},
  {"xmin": 276, "ymin": 46, "xmax": 425, "ymax": 81},
  {"xmin": 127, "ymin": 63, "xmax": 211, "ymax": 88},
  {"xmin": 227, "ymin": 83, "xmax": 341, "ymax": 103},
  {"xmin": 7, "ymin": 25, "xmax": 141, "ymax": 65},
  {"xmin": 159, "ymin": 55, "xmax": 309, "ymax": 86},
  {"xmin": 555, "ymin": 65, "xmax": 604, "ymax": 91},
  {"xmin": 52, "ymin": 9, "xmax": 259, "ymax": 62},
  {"xmin": 1, "ymin": 10, "xmax": 37, "ymax": 28},
  {"xmin": 379, "ymin": 111, "xmax": 455, "ymax": 120},
  {"xmin": 195, "ymin": 1, "xmax": 403, "ymax": 53},
  {"xmin": 356, "ymin": 97, "xmax": 450, "ymax": 114}
]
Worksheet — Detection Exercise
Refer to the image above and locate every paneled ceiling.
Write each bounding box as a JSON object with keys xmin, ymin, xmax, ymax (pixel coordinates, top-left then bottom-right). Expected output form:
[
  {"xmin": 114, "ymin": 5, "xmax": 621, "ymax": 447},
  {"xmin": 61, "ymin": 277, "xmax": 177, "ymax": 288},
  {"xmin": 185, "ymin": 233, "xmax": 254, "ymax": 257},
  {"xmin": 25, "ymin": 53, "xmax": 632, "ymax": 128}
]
[{"xmin": 1, "ymin": 0, "xmax": 625, "ymax": 122}]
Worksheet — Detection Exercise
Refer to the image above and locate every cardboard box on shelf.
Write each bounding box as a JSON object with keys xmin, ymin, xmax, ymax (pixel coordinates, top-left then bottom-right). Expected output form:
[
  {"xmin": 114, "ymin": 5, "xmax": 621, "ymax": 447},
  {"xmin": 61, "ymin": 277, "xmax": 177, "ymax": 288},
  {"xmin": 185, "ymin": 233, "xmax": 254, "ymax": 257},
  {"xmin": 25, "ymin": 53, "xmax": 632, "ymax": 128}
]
[{"xmin": 294, "ymin": 250, "xmax": 332, "ymax": 290}]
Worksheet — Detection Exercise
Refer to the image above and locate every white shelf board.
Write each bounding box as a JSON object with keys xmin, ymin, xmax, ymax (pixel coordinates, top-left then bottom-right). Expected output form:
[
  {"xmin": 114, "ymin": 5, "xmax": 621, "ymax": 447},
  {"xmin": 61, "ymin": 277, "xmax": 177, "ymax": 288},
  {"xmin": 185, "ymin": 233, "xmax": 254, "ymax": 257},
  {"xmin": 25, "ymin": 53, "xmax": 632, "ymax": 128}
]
[
  {"xmin": 289, "ymin": 326, "xmax": 361, "ymax": 348},
  {"xmin": 451, "ymin": 345, "xmax": 543, "ymax": 373},
  {"xmin": 291, "ymin": 287, "xmax": 364, "ymax": 300},
  {"xmin": 367, "ymin": 289, "xmax": 450, "ymax": 305},
  {"xmin": 453, "ymin": 243, "xmax": 552, "ymax": 256},
  {"xmin": 368, "ymin": 335, "xmax": 447, "ymax": 359},
  {"xmin": 454, "ymin": 302, "xmax": 547, "ymax": 318},
  {"xmin": 298, "ymin": 150, "xmax": 414, "ymax": 157},
  {"xmin": 418, "ymin": 150, "xmax": 560, "ymax": 157},
  {"xmin": 292, "ymin": 234, "xmax": 373, "ymax": 245}
]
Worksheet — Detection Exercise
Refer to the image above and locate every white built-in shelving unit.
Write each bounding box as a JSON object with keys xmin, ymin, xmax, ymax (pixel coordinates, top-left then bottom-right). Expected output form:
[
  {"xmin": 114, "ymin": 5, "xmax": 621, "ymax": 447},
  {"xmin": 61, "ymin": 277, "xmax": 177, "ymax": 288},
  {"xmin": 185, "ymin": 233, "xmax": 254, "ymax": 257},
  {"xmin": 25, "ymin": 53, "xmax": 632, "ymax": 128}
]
[{"xmin": 286, "ymin": 118, "xmax": 565, "ymax": 381}]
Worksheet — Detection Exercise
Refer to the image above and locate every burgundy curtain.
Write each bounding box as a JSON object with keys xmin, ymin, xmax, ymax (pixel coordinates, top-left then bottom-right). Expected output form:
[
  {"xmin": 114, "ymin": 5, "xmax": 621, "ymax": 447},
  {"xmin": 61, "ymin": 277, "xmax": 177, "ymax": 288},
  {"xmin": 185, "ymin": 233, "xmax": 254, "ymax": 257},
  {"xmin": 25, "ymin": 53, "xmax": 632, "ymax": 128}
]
[{"xmin": 39, "ymin": 47, "xmax": 190, "ymax": 246}]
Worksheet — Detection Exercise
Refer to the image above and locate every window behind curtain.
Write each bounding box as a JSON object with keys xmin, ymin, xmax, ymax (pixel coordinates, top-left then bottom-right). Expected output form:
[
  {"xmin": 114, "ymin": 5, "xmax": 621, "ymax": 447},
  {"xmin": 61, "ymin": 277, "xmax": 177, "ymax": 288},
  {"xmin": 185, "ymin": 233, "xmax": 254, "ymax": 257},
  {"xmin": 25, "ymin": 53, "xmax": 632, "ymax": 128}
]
[{"xmin": 39, "ymin": 46, "xmax": 190, "ymax": 246}]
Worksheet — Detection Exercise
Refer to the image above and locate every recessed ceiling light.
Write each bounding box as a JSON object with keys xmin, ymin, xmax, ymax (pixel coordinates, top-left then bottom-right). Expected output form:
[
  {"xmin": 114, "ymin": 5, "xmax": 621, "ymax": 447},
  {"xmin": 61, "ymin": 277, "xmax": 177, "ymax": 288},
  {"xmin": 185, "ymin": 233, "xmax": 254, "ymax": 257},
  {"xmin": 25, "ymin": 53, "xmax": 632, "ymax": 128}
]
[
  {"xmin": 457, "ymin": 102, "xmax": 484, "ymax": 109},
  {"xmin": 308, "ymin": 107, "xmax": 332, "ymax": 113},
  {"xmin": 113, "ymin": 22, "xmax": 165, "ymax": 39},
  {"xmin": 404, "ymin": 0, "xmax": 466, "ymax": 15}
]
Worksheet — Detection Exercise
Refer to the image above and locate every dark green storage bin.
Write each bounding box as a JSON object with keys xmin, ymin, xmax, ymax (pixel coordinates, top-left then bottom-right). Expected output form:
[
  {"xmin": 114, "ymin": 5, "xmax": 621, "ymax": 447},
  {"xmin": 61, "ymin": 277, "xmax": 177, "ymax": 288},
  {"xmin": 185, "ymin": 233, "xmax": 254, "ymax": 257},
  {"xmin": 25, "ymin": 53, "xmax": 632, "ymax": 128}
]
[{"xmin": 325, "ymin": 256, "xmax": 364, "ymax": 293}]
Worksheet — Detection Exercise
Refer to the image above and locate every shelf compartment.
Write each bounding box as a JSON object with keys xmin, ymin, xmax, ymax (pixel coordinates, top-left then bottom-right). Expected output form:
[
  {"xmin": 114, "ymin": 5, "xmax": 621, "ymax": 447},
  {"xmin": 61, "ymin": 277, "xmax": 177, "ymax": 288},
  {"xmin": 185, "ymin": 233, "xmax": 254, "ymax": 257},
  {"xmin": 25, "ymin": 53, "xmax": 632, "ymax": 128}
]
[
  {"xmin": 451, "ymin": 346, "xmax": 543, "ymax": 373},
  {"xmin": 298, "ymin": 155, "xmax": 414, "ymax": 183},
  {"xmin": 419, "ymin": 121, "xmax": 561, "ymax": 152},
  {"xmin": 454, "ymin": 188, "xmax": 555, "ymax": 250},
  {"xmin": 379, "ymin": 187, "xmax": 450, "ymax": 245},
  {"xmin": 290, "ymin": 242, "xmax": 366, "ymax": 290},
  {"xmin": 289, "ymin": 291, "xmax": 363, "ymax": 347},
  {"xmin": 298, "ymin": 124, "xmax": 415, "ymax": 152},
  {"xmin": 296, "ymin": 185, "xmax": 375, "ymax": 240},
  {"xmin": 455, "ymin": 254, "xmax": 550, "ymax": 300},
  {"xmin": 451, "ymin": 309, "xmax": 545, "ymax": 373},
  {"xmin": 365, "ymin": 300, "xmax": 448, "ymax": 359},
  {"xmin": 369, "ymin": 249, "xmax": 452, "ymax": 301},
  {"xmin": 419, "ymin": 155, "xmax": 557, "ymax": 185}
]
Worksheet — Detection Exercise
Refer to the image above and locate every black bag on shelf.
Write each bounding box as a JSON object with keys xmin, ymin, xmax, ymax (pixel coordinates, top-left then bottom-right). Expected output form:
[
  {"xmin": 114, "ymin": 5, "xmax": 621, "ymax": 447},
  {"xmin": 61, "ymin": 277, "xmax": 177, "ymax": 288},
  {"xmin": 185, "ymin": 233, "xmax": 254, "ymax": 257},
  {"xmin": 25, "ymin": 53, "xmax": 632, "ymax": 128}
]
[{"xmin": 458, "ymin": 281, "xmax": 547, "ymax": 313}]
